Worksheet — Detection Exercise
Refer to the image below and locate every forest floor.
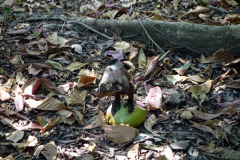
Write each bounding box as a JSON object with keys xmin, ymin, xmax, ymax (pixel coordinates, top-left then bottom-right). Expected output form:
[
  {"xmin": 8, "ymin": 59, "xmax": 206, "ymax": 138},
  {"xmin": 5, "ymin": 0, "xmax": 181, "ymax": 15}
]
[{"xmin": 0, "ymin": 0, "xmax": 240, "ymax": 160}]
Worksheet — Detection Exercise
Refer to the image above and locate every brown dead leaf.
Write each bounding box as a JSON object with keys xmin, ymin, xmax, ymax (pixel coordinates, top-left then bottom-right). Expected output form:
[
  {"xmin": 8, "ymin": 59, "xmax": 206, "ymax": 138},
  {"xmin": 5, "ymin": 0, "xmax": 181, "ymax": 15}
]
[
  {"xmin": 104, "ymin": 124, "xmax": 138, "ymax": 144},
  {"xmin": 144, "ymin": 55, "xmax": 161, "ymax": 77},
  {"xmin": 64, "ymin": 89, "xmax": 87, "ymax": 106},
  {"xmin": 174, "ymin": 61, "xmax": 191, "ymax": 76},
  {"xmin": 226, "ymin": 79, "xmax": 240, "ymax": 89},
  {"xmin": 25, "ymin": 95, "xmax": 66, "ymax": 110},
  {"xmin": 41, "ymin": 116, "xmax": 62, "ymax": 134},
  {"xmin": 212, "ymin": 48, "xmax": 234, "ymax": 63},
  {"xmin": 182, "ymin": 6, "xmax": 209, "ymax": 18},
  {"xmin": 192, "ymin": 109, "xmax": 222, "ymax": 120},
  {"xmin": 217, "ymin": 99, "xmax": 240, "ymax": 108},
  {"xmin": 190, "ymin": 121, "xmax": 216, "ymax": 137},
  {"xmin": 84, "ymin": 111, "xmax": 105, "ymax": 129},
  {"xmin": 28, "ymin": 63, "xmax": 53, "ymax": 75},
  {"xmin": 78, "ymin": 69, "xmax": 97, "ymax": 87},
  {"xmin": 41, "ymin": 77, "xmax": 62, "ymax": 94}
]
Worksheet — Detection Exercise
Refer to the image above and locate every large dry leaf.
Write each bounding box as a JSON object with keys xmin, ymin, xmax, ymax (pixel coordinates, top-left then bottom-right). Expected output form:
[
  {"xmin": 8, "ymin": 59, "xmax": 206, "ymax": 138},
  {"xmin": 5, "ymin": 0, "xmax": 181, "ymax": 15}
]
[
  {"xmin": 66, "ymin": 62, "xmax": 87, "ymax": 72},
  {"xmin": 46, "ymin": 32, "xmax": 68, "ymax": 48},
  {"xmin": 25, "ymin": 95, "xmax": 66, "ymax": 110},
  {"xmin": 212, "ymin": 48, "xmax": 234, "ymax": 63},
  {"xmin": 104, "ymin": 124, "xmax": 138, "ymax": 144}
]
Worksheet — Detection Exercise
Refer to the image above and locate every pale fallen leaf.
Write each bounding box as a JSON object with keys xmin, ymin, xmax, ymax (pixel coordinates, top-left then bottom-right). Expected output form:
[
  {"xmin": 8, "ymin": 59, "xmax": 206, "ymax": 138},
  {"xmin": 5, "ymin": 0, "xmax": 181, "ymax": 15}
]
[
  {"xmin": 127, "ymin": 143, "xmax": 140, "ymax": 160},
  {"xmin": 66, "ymin": 62, "xmax": 87, "ymax": 72},
  {"xmin": 144, "ymin": 114, "xmax": 157, "ymax": 132},
  {"xmin": 6, "ymin": 130, "xmax": 24, "ymax": 143}
]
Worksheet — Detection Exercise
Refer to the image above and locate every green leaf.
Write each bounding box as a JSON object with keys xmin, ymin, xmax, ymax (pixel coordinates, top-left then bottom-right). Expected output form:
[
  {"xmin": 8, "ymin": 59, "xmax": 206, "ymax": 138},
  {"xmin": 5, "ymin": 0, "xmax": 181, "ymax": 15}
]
[
  {"xmin": 46, "ymin": 60, "xmax": 63, "ymax": 70},
  {"xmin": 163, "ymin": 74, "xmax": 182, "ymax": 85},
  {"xmin": 3, "ymin": 8, "xmax": 10, "ymax": 12}
]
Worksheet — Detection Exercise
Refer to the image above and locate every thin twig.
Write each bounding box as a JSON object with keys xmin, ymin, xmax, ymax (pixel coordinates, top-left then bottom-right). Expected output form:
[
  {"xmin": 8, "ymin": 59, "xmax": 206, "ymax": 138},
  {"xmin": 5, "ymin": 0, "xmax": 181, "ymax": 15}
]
[
  {"xmin": 68, "ymin": 20, "xmax": 113, "ymax": 40},
  {"xmin": 137, "ymin": 18, "xmax": 165, "ymax": 54}
]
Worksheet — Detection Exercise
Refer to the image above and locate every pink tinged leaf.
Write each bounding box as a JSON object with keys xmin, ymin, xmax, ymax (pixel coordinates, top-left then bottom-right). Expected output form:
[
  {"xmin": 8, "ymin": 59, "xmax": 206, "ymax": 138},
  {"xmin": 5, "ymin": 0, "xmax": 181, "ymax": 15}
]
[
  {"xmin": 144, "ymin": 55, "xmax": 161, "ymax": 77},
  {"xmin": 174, "ymin": 61, "xmax": 191, "ymax": 76},
  {"xmin": 146, "ymin": 86, "xmax": 162, "ymax": 110},
  {"xmin": 14, "ymin": 95, "xmax": 24, "ymax": 112},
  {"xmin": 0, "ymin": 90, "xmax": 11, "ymax": 101},
  {"xmin": 134, "ymin": 77, "xmax": 146, "ymax": 84},
  {"xmin": 21, "ymin": 78, "xmax": 41, "ymax": 95},
  {"xmin": 107, "ymin": 49, "xmax": 124, "ymax": 60},
  {"xmin": 32, "ymin": 79, "xmax": 42, "ymax": 94}
]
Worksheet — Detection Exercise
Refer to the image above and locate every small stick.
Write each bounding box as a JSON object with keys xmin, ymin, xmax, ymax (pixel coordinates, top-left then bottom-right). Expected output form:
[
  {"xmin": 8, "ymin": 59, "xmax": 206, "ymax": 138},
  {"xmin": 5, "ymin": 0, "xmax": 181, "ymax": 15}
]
[{"xmin": 137, "ymin": 18, "xmax": 165, "ymax": 54}]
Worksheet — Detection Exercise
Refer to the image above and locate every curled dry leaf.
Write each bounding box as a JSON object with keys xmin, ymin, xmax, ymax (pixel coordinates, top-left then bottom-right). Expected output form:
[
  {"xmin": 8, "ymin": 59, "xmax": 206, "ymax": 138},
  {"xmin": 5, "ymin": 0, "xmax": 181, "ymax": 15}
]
[
  {"xmin": 190, "ymin": 121, "xmax": 216, "ymax": 137},
  {"xmin": 25, "ymin": 95, "xmax": 66, "ymax": 110},
  {"xmin": 144, "ymin": 55, "xmax": 161, "ymax": 77},
  {"xmin": 144, "ymin": 114, "xmax": 157, "ymax": 132},
  {"xmin": 78, "ymin": 69, "xmax": 97, "ymax": 87},
  {"xmin": 182, "ymin": 6, "xmax": 209, "ymax": 18},
  {"xmin": 21, "ymin": 78, "xmax": 41, "ymax": 95},
  {"xmin": 226, "ymin": 79, "xmax": 240, "ymax": 89},
  {"xmin": 174, "ymin": 61, "xmax": 191, "ymax": 76},
  {"xmin": 138, "ymin": 49, "xmax": 147, "ymax": 69}
]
